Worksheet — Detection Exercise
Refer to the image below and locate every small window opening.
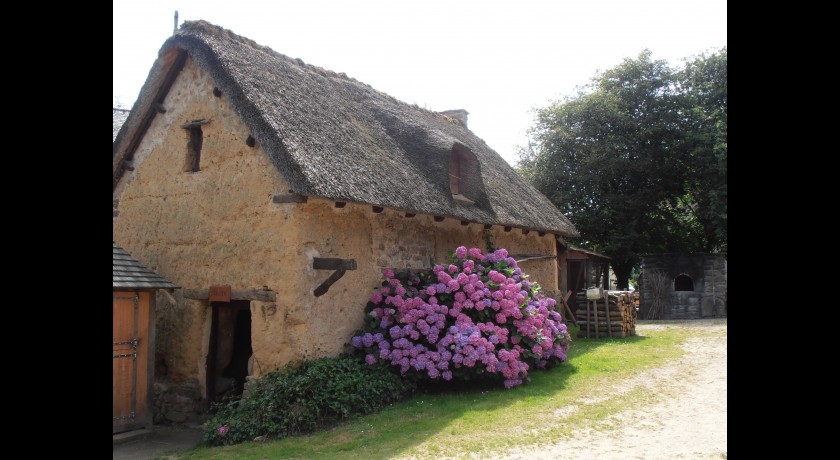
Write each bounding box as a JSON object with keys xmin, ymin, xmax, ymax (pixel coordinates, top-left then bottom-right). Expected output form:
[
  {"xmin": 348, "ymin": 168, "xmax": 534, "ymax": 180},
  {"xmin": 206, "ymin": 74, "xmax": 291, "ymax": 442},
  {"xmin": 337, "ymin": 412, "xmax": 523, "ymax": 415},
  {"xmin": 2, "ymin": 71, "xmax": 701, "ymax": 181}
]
[
  {"xmin": 674, "ymin": 274, "xmax": 694, "ymax": 291},
  {"xmin": 450, "ymin": 145, "xmax": 478, "ymax": 204},
  {"xmin": 450, "ymin": 153, "xmax": 461, "ymax": 195},
  {"xmin": 186, "ymin": 126, "xmax": 203, "ymax": 172}
]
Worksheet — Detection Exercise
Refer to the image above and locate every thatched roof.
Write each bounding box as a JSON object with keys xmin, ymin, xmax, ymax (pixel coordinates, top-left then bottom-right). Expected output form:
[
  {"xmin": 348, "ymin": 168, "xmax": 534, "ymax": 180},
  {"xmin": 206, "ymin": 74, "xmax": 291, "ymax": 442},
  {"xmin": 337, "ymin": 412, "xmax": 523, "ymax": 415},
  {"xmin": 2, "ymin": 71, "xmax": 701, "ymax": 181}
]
[
  {"xmin": 113, "ymin": 20, "xmax": 578, "ymax": 238},
  {"xmin": 113, "ymin": 241, "xmax": 179, "ymax": 289}
]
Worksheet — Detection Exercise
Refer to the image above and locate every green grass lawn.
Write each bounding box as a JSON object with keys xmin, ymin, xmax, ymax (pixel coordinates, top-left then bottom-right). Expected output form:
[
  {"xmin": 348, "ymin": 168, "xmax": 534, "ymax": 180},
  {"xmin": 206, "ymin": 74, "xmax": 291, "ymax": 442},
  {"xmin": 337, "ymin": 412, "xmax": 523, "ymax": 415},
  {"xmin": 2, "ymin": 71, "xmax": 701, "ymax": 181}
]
[{"xmin": 160, "ymin": 319, "xmax": 725, "ymax": 460}]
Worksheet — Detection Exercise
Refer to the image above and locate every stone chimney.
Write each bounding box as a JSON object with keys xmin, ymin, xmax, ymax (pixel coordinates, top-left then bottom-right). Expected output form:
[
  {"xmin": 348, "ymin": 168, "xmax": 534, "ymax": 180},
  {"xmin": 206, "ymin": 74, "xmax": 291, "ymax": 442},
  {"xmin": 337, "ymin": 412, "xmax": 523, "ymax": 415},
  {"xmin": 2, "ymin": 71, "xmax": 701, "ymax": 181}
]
[{"xmin": 440, "ymin": 109, "xmax": 469, "ymax": 128}]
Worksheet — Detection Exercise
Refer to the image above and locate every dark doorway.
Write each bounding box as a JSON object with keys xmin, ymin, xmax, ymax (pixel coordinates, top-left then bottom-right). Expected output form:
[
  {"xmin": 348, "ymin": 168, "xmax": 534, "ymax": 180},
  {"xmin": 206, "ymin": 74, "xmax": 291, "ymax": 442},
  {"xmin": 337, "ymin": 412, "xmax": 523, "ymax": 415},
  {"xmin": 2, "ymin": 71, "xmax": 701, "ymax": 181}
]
[
  {"xmin": 567, "ymin": 261, "xmax": 585, "ymax": 312},
  {"xmin": 674, "ymin": 274, "xmax": 694, "ymax": 291},
  {"xmin": 206, "ymin": 300, "xmax": 252, "ymax": 406}
]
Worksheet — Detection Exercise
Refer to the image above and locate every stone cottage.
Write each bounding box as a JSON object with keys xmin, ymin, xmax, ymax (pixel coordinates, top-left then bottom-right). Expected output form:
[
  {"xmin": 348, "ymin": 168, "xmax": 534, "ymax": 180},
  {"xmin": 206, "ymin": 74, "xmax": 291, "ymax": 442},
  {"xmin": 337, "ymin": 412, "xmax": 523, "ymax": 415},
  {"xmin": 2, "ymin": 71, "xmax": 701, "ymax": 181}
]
[{"xmin": 112, "ymin": 20, "xmax": 579, "ymax": 421}]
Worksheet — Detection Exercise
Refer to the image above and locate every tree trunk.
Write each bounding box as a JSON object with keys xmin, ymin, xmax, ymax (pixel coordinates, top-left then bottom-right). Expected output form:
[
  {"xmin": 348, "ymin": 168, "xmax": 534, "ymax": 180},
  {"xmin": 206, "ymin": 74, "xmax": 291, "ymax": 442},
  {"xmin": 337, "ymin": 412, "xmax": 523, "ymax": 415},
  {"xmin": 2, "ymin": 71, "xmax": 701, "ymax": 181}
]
[{"xmin": 612, "ymin": 260, "xmax": 633, "ymax": 290}]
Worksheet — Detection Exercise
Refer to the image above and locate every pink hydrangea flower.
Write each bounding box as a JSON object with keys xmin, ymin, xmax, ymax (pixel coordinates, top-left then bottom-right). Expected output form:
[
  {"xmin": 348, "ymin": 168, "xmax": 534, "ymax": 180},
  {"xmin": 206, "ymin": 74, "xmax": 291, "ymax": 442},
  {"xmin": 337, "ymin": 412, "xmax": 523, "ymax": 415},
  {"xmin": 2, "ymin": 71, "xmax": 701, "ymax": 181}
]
[
  {"xmin": 353, "ymin": 245, "xmax": 570, "ymax": 390},
  {"xmin": 455, "ymin": 246, "xmax": 468, "ymax": 259}
]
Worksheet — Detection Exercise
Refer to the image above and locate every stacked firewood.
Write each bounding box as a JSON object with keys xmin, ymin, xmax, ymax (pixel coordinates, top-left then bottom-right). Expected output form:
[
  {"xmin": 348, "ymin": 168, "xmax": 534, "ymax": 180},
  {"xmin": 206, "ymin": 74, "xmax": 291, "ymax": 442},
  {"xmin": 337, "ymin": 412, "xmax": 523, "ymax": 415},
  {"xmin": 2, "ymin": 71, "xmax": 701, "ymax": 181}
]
[{"xmin": 574, "ymin": 290, "xmax": 637, "ymax": 338}]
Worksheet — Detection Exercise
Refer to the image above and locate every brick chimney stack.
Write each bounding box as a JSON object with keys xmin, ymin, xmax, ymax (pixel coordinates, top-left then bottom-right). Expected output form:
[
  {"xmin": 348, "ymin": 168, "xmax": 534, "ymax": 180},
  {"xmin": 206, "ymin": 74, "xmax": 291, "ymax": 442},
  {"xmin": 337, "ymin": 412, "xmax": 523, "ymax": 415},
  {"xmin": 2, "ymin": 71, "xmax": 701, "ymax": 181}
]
[{"xmin": 440, "ymin": 109, "xmax": 469, "ymax": 128}]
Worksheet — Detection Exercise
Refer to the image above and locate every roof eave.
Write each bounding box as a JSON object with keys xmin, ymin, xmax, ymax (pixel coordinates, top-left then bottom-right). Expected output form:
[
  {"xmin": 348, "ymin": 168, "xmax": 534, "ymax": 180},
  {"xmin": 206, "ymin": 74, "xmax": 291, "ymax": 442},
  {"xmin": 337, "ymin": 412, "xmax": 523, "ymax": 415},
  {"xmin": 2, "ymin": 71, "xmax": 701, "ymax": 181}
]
[{"xmin": 113, "ymin": 49, "xmax": 189, "ymax": 190}]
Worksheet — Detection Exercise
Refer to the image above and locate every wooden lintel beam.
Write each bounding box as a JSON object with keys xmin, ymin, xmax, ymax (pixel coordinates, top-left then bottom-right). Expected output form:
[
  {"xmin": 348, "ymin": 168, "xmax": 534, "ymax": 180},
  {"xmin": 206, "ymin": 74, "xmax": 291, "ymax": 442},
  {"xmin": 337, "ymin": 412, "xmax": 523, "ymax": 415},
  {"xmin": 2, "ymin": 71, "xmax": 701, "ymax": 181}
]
[
  {"xmin": 181, "ymin": 119, "xmax": 211, "ymax": 128},
  {"xmin": 510, "ymin": 253, "xmax": 555, "ymax": 262},
  {"xmin": 272, "ymin": 194, "xmax": 308, "ymax": 203},
  {"xmin": 313, "ymin": 257, "xmax": 357, "ymax": 270},
  {"xmin": 182, "ymin": 288, "xmax": 276, "ymax": 302},
  {"xmin": 508, "ymin": 253, "xmax": 554, "ymax": 260}
]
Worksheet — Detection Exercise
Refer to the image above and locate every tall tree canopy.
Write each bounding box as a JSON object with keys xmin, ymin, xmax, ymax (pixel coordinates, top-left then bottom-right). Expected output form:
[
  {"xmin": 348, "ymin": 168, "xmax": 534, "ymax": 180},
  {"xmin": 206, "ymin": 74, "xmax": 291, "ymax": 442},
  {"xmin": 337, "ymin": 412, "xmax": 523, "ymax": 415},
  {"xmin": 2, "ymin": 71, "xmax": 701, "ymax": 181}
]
[{"xmin": 518, "ymin": 48, "xmax": 726, "ymax": 289}]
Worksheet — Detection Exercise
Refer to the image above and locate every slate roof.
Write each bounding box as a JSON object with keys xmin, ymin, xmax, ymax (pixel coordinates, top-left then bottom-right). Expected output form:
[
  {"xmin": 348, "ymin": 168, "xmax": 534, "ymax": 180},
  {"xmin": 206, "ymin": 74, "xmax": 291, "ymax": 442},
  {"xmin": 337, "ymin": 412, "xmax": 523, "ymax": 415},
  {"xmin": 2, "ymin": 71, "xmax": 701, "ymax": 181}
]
[
  {"xmin": 113, "ymin": 241, "xmax": 179, "ymax": 289},
  {"xmin": 113, "ymin": 20, "xmax": 579, "ymax": 238}
]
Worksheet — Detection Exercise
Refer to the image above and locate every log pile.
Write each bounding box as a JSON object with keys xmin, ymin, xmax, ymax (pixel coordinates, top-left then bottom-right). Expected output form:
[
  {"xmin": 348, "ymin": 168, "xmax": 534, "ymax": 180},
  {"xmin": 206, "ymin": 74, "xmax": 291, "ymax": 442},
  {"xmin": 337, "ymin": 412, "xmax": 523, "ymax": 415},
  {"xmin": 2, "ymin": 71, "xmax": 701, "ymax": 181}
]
[{"xmin": 575, "ymin": 290, "xmax": 637, "ymax": 338}]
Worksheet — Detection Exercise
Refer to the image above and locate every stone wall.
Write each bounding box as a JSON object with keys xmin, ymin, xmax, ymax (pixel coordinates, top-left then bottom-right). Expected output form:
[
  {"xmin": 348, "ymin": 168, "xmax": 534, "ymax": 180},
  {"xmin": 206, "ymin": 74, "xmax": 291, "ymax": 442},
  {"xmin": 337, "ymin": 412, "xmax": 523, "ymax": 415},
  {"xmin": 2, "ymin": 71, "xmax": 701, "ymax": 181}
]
[
  {"xmin": 639, "ymin": 253, "xmax": 727, "ymax": 320},
  {"xmin": 114, "ymin": 56, "xmax": 561, "ymax": 423},
  {"xmin": 152, "ymin": 381, "xmax": 204, "ymax": 425}
]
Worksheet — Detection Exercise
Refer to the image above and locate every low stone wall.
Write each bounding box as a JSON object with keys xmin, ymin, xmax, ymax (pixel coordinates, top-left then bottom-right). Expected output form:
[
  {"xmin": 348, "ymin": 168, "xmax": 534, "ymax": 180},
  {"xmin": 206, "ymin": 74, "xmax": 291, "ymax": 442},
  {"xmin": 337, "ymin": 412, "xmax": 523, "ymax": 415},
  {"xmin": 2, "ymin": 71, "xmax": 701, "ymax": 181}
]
[
  {"xmin": 666, "ymin": 292, "xmax": 703, "ymax": 320},
  {"xmin": 153, "ymin": 381, "xmax": 205, "ymax": 425}
]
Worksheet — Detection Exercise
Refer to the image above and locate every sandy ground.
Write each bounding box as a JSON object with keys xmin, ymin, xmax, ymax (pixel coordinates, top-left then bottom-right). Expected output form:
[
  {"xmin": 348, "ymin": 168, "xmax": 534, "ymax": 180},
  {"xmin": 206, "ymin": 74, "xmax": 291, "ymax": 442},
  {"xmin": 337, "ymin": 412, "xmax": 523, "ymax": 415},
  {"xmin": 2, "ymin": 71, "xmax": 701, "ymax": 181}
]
[{"xmin": 494, "ymin": 319, "xmax": 727, "ymax": 460}]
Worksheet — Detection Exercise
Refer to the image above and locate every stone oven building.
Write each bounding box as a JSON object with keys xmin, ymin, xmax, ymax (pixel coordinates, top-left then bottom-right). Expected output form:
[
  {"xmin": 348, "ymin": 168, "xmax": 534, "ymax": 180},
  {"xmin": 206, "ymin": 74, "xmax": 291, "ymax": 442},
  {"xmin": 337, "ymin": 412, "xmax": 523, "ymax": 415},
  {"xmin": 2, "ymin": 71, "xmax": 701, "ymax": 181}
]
[
  {"xmin": 112, "ymin": 21, "xmax": 579, "ymax": 421},
  {"xmin": 638, "ymin": 253, "xmax": 727, "ymax": 320}
]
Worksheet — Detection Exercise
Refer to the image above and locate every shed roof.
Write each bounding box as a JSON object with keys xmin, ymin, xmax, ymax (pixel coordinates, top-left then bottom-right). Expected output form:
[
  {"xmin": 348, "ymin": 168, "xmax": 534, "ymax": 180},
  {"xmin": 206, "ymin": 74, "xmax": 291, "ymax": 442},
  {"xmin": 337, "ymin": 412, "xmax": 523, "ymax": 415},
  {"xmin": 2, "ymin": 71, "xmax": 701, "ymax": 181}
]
[
  {"xmin": 113, "ymin": 20, "xmax": 578, "ymax": 238},
  {"xmin": 113, "ymin": 241, "xmax": 179, "ymax": 289},
  {"xmin": 568, "ymin": 248, "xmax": 611, "ymax": 260}
]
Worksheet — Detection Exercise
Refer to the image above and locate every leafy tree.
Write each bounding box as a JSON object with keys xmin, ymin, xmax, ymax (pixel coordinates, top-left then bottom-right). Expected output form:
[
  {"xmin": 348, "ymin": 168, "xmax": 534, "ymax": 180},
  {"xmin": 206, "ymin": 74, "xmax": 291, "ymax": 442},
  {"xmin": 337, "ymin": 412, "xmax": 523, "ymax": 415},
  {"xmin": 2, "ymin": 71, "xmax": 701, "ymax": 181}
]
[
  {"xmin": 676, "ymin": 48, "xmax": 727, "ymax": 253},
  {"xmin": 518, "ymin": 48, "xmax": 726, "ymax": 288}
]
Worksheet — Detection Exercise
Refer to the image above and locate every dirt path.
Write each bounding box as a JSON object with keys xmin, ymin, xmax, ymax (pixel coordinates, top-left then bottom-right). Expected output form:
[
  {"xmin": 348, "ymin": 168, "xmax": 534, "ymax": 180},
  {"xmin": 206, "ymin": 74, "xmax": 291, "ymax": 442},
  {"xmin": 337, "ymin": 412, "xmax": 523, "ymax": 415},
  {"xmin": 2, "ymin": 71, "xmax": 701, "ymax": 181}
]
[{"xmin": 497, "ymin": 319, "xmax": 727, "ymax": 460}]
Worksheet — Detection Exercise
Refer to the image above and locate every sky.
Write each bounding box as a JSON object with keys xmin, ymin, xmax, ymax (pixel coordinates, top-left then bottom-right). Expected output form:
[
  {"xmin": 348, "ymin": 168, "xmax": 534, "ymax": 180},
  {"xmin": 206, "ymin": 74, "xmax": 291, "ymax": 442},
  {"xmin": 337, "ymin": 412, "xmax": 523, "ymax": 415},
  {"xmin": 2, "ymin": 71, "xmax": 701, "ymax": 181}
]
[{"xmin": 113, "ymin": 0, "xmax": 726, "ymax": 166}]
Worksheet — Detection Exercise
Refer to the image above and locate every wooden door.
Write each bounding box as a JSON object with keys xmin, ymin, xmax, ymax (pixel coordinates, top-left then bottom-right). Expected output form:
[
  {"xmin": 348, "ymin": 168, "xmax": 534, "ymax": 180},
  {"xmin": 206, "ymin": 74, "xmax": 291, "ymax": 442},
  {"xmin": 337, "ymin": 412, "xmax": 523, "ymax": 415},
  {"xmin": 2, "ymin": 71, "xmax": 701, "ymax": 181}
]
[{"xmin": 113, "ymin": 291, "xmax": 151, "ymax": 433}]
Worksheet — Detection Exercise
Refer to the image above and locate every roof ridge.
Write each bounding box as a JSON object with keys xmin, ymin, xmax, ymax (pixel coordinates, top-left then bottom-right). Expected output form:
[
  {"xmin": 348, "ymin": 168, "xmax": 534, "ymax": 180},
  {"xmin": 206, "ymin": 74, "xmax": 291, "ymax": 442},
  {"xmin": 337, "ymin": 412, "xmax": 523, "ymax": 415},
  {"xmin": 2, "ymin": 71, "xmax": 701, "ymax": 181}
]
[
  {"xmin": 176, "ymin": 20, "xmax": 448, "ymax": 120},
  {"xmin": 178, "ymin": 21, "xmax": 356, "ymax": 83}
]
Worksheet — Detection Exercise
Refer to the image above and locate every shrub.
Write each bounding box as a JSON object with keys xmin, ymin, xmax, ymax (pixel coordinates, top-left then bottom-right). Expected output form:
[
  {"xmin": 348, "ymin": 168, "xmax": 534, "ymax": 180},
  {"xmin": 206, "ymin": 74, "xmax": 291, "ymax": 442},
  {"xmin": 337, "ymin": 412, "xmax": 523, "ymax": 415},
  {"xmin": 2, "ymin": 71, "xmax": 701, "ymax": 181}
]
[
  {"xmin": 202, "ymin": 354, "xmax": 416, "ymax": 446},
  {"xmin": 350, "ymin": 246, "xmax": 571, "ymax": 389},
  {"xmin": 566, "ymin": 323, "xmax": 580, "ymax": 340}
]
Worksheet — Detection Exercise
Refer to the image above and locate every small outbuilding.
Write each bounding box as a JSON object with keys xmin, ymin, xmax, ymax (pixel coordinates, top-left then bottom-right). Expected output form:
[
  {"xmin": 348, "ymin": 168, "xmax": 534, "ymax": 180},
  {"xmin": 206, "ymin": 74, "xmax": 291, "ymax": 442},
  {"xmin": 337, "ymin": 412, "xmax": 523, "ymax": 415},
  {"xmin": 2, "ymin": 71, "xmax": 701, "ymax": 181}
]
[
  {"xmin": 638, "ymin": 253, "xmax": 726, "ymax": 320},
  {"xmin": 113, "ymin": 241, "xmax": 179, "ymax": 434},
  {"xmin": 557, "ymin": 247, "xmax": 613, "ymax": 313}
]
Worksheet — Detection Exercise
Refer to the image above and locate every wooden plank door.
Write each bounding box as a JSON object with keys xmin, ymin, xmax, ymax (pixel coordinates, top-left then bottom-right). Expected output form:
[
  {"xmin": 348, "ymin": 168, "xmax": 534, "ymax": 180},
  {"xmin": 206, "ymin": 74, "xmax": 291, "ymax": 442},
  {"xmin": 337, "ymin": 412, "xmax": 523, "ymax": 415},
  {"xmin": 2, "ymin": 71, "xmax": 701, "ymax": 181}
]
[{"xmin": 113, "ymin": 291, "xmax": 150, "ymax": 433}]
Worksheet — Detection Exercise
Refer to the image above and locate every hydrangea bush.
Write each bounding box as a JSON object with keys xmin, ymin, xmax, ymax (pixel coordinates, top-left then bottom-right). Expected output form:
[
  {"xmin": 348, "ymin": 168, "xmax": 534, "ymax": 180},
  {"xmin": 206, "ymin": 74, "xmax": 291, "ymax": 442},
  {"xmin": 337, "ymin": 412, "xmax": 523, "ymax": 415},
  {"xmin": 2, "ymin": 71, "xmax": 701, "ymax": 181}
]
[{"xmin": 351, "ymin": 246, "xmax": 571, "ymax": 389}]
